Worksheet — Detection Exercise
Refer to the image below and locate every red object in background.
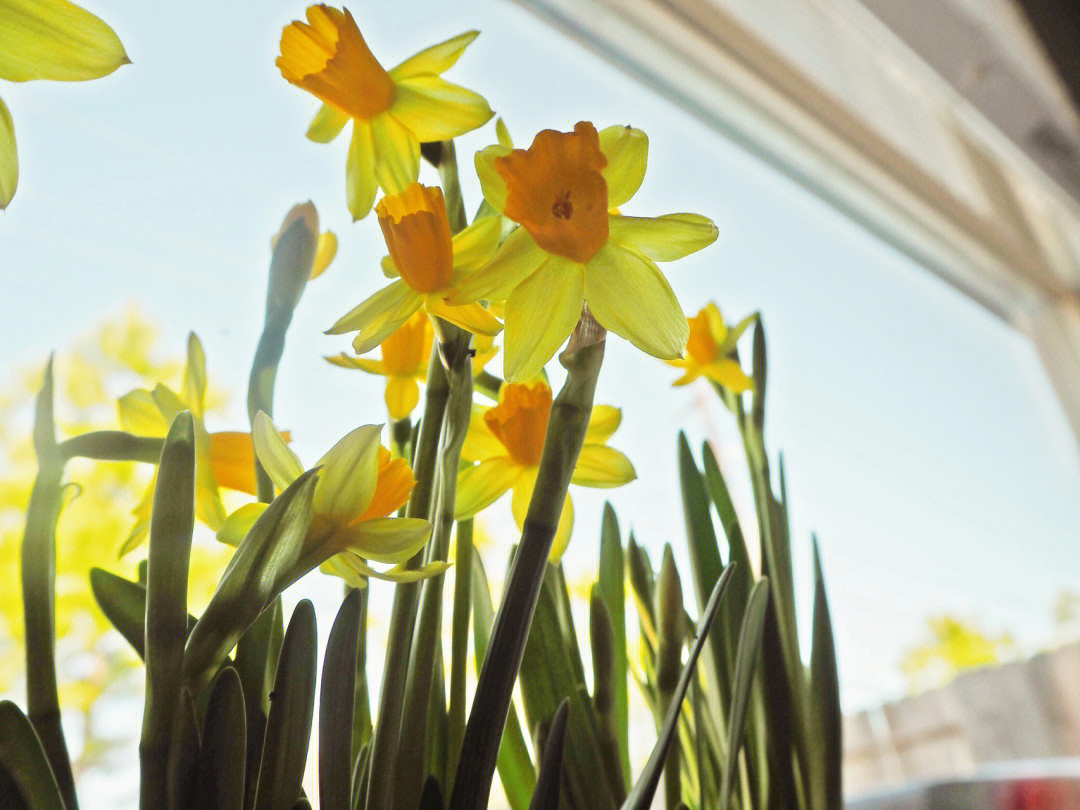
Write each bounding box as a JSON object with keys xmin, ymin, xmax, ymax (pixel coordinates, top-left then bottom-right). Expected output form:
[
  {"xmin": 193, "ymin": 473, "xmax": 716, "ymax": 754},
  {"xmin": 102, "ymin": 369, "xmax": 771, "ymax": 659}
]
[{"xmin": 1001, "ymin": 779, "xmax": 1071, "ymax": 810}]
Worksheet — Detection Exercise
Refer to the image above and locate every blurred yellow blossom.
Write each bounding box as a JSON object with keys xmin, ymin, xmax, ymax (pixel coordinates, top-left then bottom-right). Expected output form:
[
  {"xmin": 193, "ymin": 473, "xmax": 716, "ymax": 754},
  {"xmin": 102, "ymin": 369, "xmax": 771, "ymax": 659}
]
[
  {"xmin": 327, "ymin": 182, "xmax": 503, "ymax": 351},
  {"xmin": 326, "ymin": 309, "xmax": 432, "ymax": 420},
  {"xmin": 449, "ymin": 121, "xmax": 718, "ymax": 381},
  {"xmin": 454, "ymin": 379, "xmax": 634, "ymax": 560},
  {"xmin": 667, "ymin": 303, "xmax": 754, "ymax": 391},
  {"xmin": 277, "ymin": 5, "xmax": 493, "ymax": 219}
]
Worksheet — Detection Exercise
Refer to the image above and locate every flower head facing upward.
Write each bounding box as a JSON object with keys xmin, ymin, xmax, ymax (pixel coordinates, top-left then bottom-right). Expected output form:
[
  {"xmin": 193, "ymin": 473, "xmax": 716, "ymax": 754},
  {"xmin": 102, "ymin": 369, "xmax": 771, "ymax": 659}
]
[
  {"xmin": 278, "ymin": 5, "xmax": 494, "ymax": 219},
  {"xmin": 451, "ymin": 122, "xmax": 719, "ymax": 382},
  {"xmin": 326, "ymin": 309, "xmax": 432, "ymax": 420},
  {"xmin": 118, "ymin": 333, "xmax": 256, "ymax": 553},
  {"xmin": 455, "ymin": 379, "xmax": 635, "ymax": 560},
  {"xmin": 668, "ymin": 303, "xmax": 754, "ymax": 391},
  {"xmin": 218, "ymin": 413, "xmax": 435, "ymax": 584},
  {"xmin": 327, "ymin": 183, "xmax": 503, "ymax": 353}
]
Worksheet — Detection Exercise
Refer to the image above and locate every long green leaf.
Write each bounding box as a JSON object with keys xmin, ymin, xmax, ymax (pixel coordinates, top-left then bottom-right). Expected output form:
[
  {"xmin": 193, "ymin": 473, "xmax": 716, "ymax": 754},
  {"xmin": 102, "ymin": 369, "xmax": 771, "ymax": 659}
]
[
  {"xmin": 321, "ymin": 590, "xmax": 364, "ymax": 810},
  {"xmin": 253, "ymin": 600, "xmax": 318, "ymax": 810},
  {"xmin": 597, "ymin": 503, "xmax": 629, "ymax": 785},
  {"xmin": 621, "ymin": 565, "xmax": 734, "ymax": 810},
  {"xmin": 197, "ymin": 667, "xmax": 247, "ymax": 810},
  {"xmin": 808, "ymin": 539, "xmax": 842, "ymax": 810},
  {"xmin": 528, "ymin": 699, "xmax": 569, "ymax": 810},
  {"xmin": 719, "ymin": 580, "xmax": 769, "ymax": 809},
  {"xmin": 0, "ymin": 701, "xmax": 65, "ymax": 810},
  {"xmin": 141, "ymin": 411, "xmax": 196, "ymax": 810},
  {"xmin": 89, "ymin": 568, "xmax": 198, "ymax": 659}
]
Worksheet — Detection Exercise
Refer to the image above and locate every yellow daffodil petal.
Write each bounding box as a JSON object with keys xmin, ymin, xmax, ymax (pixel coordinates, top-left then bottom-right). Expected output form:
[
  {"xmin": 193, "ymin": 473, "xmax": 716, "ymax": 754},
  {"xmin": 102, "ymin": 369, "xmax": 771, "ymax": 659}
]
[
  {"xmin": 381, "ymin": 254, "xmax": 399, "ymax": 278},
  {"xmin": 313, "ymin": 424, "xmax": 382, "ymax": 520},
  {"xmin": 307, "ymin": 103, "xmax": 350, "ymax": 143},
  {"xmin": 608, "ymin": 213, "xmax": 718, "ymax": 261},
  {"xmin": 371, "ymin": 113, "xmax": 419, "ymax": 194},
  {"xmin": 311, "ymin": 231, "xmax": 338, "ymax": 278},
  {"xmin": 475, "ymin": 142, "xmax": 513, "ymax": 211},
  {"xmin": 118, "ymin": 388, "xmax": 168, "ymax": 436},
  {"xmin": 598, "ymin": 125, "xmax": 648, "ymax": 209},
  {"xmin": 253, "ymin": 411, "xmax": 305, "ymax": 493},
  {"xmin": 426, "ymin": 297, "xmax": 503, "ymax": 338},
  {"xmin": 335, "ymin": 516, "xmax": 431, "ymax": 564},
  {"xmin": 584, "ymin": 242, "xmax": 688, "ymax": 359},
  {"xmin": 450, "ymin": 212, "xmax": 503, "ymax": 272},
  {"xmin": 326, "ymin": 276, "xmax": 420, "ymax": 338},
  {"xmin": 209, "ymin": 431, "xmax": 258, "ymax": 494},
  {"xmin": 216, "ymin": 502, "xmax": 269, "ymax": 547},
  {"xmin": 461, "ymin": 405, "xmax": 504, "ymax": 461},
  {"xmin": 585, "ymin": 405, "xmax": 622, "ymax": 444},
  {"xmin": 511, "ymin": 475, "xmax": 574, "ymax": 561},
  {"xmin": 196, "ymin": 485, "xmax": 227, "ymax": 532},
  {"xmin": 182, "ymin": 333, "xmax": 207, "ymax": 416},
  {"xmin": 320, "ymin": 553, "xmax": 369, "ymax": 589},
  {"xmin": 390, "ymin": 75, "xmax": 493, "ymax": 142},
  {"xmin": 325, "ymin": 354, "xmax": 385, "ymax": 374},
  {"xmin": 120, "ymin": 521, "xmax": 149, "ymax": 557},
  {"xmin": 389, "ymin": 30, "xmax": 478, "ymax": 79},
  {"xmin": 504, "ymin": 256, "xmax": 584, "ymax": 382},
  {"xmin": 0, "ymin": 0, "xmax": 129, "ymax": 82},
  {"xmin": 150, "ymin": 383, "xmax": 187, "ymax": 425},
  {"xmin": 455, "ymin": 456, "xmax": 521, "ymax": 519},
  {"xmin": 332, "ymin": 555, "xmax": 450, "ymax": 584},
  {"xmin": 571, "ymin": 445, "xmax": 637, "ymax": 488},
  {"xmin": 703, "ymin": 359, "xmax": 754, "ymax": 393},
  {"xmin": 445, "ymin": 225, "xmax": 546, "ymax": 305},
  {"xmin": 496, "ymin": 117, "xmax": 513, "ymax": 148},
  {"xmin": 347, "ymin": 120, "xmax": 377, "ymax": 220},
  {"xmin": 0, "ymin": 96, "xmax": 15, "ymax": 209},
  {"xmin": 385, "ymin": 376, "xmax": 420, "ymax": 420},
  {"xmin": 670, "ymin": 365, "xmax": 701, "ymax": 387}
]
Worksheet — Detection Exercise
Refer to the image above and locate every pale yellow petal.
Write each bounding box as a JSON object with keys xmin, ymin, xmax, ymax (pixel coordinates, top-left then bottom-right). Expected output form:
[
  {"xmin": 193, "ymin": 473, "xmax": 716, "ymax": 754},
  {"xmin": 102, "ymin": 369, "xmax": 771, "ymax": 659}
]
[
  {"xmin": 333, "ymin": 555, "xmax": 449, "ymax": 583},
  {"xmin": 598, "ymin": 125, "xmax": 648, "ymax": 208},
  {"xmin": 307, "ymin": 103, "xmax": 350, "ymax": 143},
  {"xmin": 313, "ymin": 424, "xmax": 382, "ymax": 520},
  {"xmin": 325, "ymin": 278, "xmax": 421, "ymax": 344},
  {"xmin": 216, "ymin": 503, "xmax": 268, "ymax": 547},
  {"xmin": 461, "ymin": 404, "xmax": 503, "ymax": 462},
  {"xmin": 371, "ymin": 113, "xmax": 419, "ymax": 194},
  {"xmin": 310, "ymin": 231, "xmax": 337, "ymax": 278},
  {"xmin": 381, "ymin": 254, "xmax": 399, "ymax": 278},
  {"xmin": 585, "ymin": 405, "xmax": 622, "ymax": 444},
  {"xmin": 445, "ymin": 225, "xmax": 545, "ymax": 305},
  {"xmin": 385, "ymin": 376, "xmax": 420, "ymax": 420},
  {"xmin": 390, "ymin": 75, "xmax": 493, "ymax": 142},
  {"xmin": 703, "ymin": 359, "xmax": 754, "ymax": 393},
  {"xmin": 455, "ymin": 457, "xmax": 520, "ymax": 519},
  {"xmin": 389, "ymin": 30, "xmax": 479, "ymax": 79},
  {"xmin": 426, "ymin": 298, "xmax": 502, "ymax": 337},
  {"xmin": 607, "ymin": 214, "xmax": 718, "ymax": 261},
  {"xmin": 584, "ymin": 242, "xmax": 687, "ymax": 359},
  {"xmin": 335, "ymin": 516, "xmax": 431, "ymax": 564},
  {"xmin": 0, "ymin": 95, "xmax": 15, "ymax": 209},
  {"xmin": 182, "ymin": 332, "xmax": 207, "ymax": 416},
  {"xmin": 117, "ymin": 388, "xmax": 168, "ymax": 436},
  {"xmin": 571, "ymin": 445, "xmax": 637, "ymax": 488},
  {"xmin": 347, "ymin": 120, "xmax": 377, "ymax": 220},
  {"xmin": 252, "ymin": 411, "xmax": 304, "ymax": 493},
  {"xmin": 0, "ymin": 0, "xmax": 129, "ymax": 82},
  {"xmin": 495, "ymin": 117, "xmax": 512, "ymax": 148},
  {"xmin": 325, "ymin": 354, "xmax": 385, "ymax": 375},
  {"xmin": 450, "ymin": 212, "xmax": 503, "ymax": 272},
  {"xmin": 474, "ymin": 143, "xmax": 513, "ymax": 212},
  {"xmin": 503, "ymin": 256, "xmax": 584, "ymax": 383}
]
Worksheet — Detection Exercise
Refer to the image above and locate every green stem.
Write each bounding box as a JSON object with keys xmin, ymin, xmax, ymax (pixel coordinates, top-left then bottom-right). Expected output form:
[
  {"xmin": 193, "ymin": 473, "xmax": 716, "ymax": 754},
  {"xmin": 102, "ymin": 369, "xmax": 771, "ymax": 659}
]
[
  {"xmin": 21, "ymin": 359, "xmax": 78, "ymax": 810},
  {"xmin": 59, "ymin": 431, "xmax": 163, "ymax": 463},
  {"xmin": 448, "ymin": 312, "xmax": 606, "ymax": 810},
  {"xmin": 473, "ymin": 371, "xmax": 502, "ymax": 401},
  {"xmin": 447, "ymin": 518, "xmax": 473, "ymax": 785}
]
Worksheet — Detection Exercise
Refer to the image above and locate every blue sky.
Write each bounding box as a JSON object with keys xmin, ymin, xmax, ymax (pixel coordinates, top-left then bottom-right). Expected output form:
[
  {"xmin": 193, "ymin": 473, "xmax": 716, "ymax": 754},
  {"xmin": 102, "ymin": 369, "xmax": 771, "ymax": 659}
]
[{"xmin": 3, "ymin": 0, "xmax": 1080, "ymax": 711}]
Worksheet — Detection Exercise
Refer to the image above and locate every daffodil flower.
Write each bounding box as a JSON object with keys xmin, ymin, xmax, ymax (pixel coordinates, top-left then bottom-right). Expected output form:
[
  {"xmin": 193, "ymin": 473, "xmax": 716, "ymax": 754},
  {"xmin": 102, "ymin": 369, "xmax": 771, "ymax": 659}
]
[
  {"xmin": 218, "ymin": 412, "xmax": 437, "ymax": 584},
  {"xmin": 454, "ymin": 379, "xmax": 635, "ymax": 560},
  {"xmin": 277, "ymin": 5, "xmax": 493, "ymax": 220},
  {"xmin": 118, "ymin": 334, "xmax": 257, "ymax": 554},
  {"xmin": 271, "ymin": 202, "xmax": 338, "ymax": 280},
  {"xmin": 327, "ymin": 183, "xmax": 503, "ymax": 352},
  {"xmin": 448, "ymin": 121, "xmax": 719, "ymax": 382},
  {"xmin": 667, "ymin": 303, "xmax": 754, "ymax": 391},
  {"xmin": 326, "ymin": 309, "xmax": 432, "ymax": 420},
  {"xmin": 1, "ymin": 0, "xmax": 129, "ymax": 208}
]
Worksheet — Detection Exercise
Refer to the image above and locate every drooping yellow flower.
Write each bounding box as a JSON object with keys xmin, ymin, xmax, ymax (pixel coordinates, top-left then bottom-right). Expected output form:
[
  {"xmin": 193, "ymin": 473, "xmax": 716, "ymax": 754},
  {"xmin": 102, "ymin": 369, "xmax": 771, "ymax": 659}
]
[
  {"xmin": 326, "ymin": 309, "xmax": 432, "ymax": 420},
  {"xmin": 0, "ymin": 0, "xmax": 129, "ymax": 208},
  {"xmin": 667, "ymin": 303, "xmax": 754, "ymax": 391},
  {"xmin": 218, "ymin": 412, "xmax": 439, "ymax": 584},
  {"xmin": 448, "ymin": 122, "xmax": 719, "ymax": 382},
  {"xmin": 277, "ymin": 5, "xmax": 493, "ymax": 220},
  {"xmin": 327, "ymin": 183, "xmax": 503, "ymax": 352},
  {"xmin": 118, "ymin": 333, "xmax": 259, "ymax": 554},
  {"xmin": 454, "ymin": 379, "xmax": 635, "ymax": 560}
]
